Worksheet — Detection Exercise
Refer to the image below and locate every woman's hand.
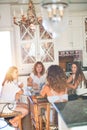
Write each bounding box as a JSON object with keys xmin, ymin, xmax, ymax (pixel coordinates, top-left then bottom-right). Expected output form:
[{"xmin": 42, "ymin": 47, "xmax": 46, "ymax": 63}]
[
  {"xmin": 15, "ymin": 89, "xmax": 23, "ymax": 101},
  {"xmin": 67, "ymin": 75, "xmax": 73, "ymax": 83},
  {"xmin": 18, "ymin": 82, "xmax": 23, "ymax": 88}
]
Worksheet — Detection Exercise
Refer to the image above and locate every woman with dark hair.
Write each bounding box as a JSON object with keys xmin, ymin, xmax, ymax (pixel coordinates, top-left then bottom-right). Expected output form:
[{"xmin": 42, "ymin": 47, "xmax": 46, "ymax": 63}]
[
  {"xmin": 40, "ymin": 65, "xmax": 68, "ymax": 127},
  {"xmin": 27, "ymin": 61, "xmax": 46, "ymax": 90},
  {"xmin": 40, "ymin": 65, "xmax": 68, "ymax": 103},
  {"xmin": 67, "ymin": 61, "xmax": 87, "ymax": 98}
]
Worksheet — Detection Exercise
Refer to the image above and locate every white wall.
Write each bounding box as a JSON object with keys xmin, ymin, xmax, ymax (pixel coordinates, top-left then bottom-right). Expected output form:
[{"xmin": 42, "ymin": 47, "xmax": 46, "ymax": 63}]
[
  {"xmin": 0, "ymin": 5, "xmax": 86, "ymax": 63},
  {"xmin": 0, "ymin": 4, "xmax": 11, "ymax": 28}
]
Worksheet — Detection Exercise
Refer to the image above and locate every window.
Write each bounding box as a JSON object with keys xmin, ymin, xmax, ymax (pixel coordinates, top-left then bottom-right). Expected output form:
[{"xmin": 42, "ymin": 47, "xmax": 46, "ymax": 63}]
[{"xmin": 0, "ymin": 31, "xmax": 12, "ymax": 92}]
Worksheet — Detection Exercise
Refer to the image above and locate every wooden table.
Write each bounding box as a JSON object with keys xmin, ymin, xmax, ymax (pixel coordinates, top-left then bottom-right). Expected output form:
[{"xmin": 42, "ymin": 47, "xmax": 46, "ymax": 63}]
[{"xmin": 28, "ymin": 95, "xmax": 50, "ymax": 130}]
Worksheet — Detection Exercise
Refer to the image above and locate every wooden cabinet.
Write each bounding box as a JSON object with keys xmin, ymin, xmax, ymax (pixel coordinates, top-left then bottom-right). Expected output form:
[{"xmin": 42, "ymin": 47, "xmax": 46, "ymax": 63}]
[
  {"xmin": 15, "ymin": 23, "xmax": 56, "ymax": 74},
  {"xmin": 0, "ymin": 5, "xmax": 11, "ymax": 27}
]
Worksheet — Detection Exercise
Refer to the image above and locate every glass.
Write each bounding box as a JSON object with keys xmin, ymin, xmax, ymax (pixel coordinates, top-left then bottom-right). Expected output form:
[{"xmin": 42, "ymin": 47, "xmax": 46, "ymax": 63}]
[
  {"xmin": 19, "ymin": 17, "xmax": 55, "ymax": 64},
  {"xmin": 40, "ymin": 42, "xmax": 54, "ymax": 62},
  {"xmin": 20, "ymin": 24, "xmax": 35, "ymax": 40},
  {"xmin": 21, "ymin": 42, "xmax": 36, "ymax": 63}
]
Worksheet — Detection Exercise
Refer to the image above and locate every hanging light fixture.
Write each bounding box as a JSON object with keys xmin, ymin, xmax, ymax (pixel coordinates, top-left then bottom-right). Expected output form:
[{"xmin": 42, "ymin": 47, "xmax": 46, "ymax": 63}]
[
  {"xmin": 41, "ymin": 0, "xmax": 69, "ymax": 38},
  {"xmin": 13, "ymin": 0, "xmax": 38, "ymax": 30}
]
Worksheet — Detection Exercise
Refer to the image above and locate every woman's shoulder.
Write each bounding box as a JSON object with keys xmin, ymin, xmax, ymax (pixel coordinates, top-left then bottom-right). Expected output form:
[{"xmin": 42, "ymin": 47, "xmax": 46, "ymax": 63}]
[
  {"xmin": 40, "ymin": 85, "xmax": 50, "ymax": 96},
  {"xmin": 4, "ymin": 81, "xmax": 12, "ymax": 86},
  {"xmin": 30, "ymin": 72, "xmax": 34, "ymax": 76},
  {"xmin": 41, "ymin": 84, "xmax": 50, "ymax": 91},
  {"xmin": 29, "ymin": 73, "xmax": 36, "ymax": 79}
]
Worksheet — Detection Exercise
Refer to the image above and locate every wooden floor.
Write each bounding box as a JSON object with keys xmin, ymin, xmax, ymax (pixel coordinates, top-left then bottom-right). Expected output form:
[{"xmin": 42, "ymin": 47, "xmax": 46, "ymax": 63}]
[
  {"xmin": 22, "ymin": 113, "xmax": 58, "ymax": 130},
  {"xmin": 22, "ymin": 113, "xmax": 35, "ymax": 130}
]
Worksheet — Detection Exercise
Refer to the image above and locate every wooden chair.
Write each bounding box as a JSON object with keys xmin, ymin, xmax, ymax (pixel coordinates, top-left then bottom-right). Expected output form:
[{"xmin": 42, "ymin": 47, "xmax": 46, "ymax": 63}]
[
  {"xmin": 39, "ymin": 102, "xmax": 50, "ymax": 130},
  {"xmin": 28, "ymin": 95, "xmax": 50, "ymax": 130},
  {"xmin": 0, "ymin": 111, "xmax": 22, "ymax": 130},
  {"xmin": 17, "ymin": 113, "xmax": 22, "ymax": 130}
]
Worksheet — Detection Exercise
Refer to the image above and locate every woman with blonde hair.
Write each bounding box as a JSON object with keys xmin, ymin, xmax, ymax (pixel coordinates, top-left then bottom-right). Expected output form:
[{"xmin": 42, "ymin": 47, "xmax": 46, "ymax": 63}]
[{"xmin": 1, "ymin": 66, "xmax": 29, "ymax": 128}]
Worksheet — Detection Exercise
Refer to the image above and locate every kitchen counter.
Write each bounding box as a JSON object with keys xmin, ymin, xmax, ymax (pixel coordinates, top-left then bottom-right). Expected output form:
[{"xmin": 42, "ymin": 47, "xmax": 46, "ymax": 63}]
[{"xmin": 53, "ymin": 99, "xmax": 87, "ymax": 130}]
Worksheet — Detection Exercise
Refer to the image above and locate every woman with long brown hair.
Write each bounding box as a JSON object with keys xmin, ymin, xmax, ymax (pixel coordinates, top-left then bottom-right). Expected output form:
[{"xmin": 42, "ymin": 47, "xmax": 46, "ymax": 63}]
[
  {"xmin": 40, "ymin": 65, "xmax": 68, "ymax": 127},
  {"xmin": 40, "ymin": 64, "xmax": 68, "ymax": 103},
  {"xmin": 67, "ymin": 61, "xmax": 87, "ymax": 98},
  {"xmin": 27, "ymin": 61, "xmax": 46, "ymax": 90}
]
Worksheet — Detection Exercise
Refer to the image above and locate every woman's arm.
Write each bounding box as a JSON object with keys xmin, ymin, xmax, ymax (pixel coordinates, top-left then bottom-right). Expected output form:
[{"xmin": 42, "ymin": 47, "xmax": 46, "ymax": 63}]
[
  {"xmin": 18, "ymin": 82, "xmax": 24, "ymax": 88},
  {"xmin": 15, "ymin": 89, "xmax": 23, "ymax": 101},
  {"xmin": 67, "ymin": 80, "xmax": 80, "ymax": 89},
  {"xmin": 40, "ymin": 85, "xmax": 49, "ymax": 97},
  {"xmin": 27, "ymin": 76, "xmax": 39, "ymax": 89},
  {"xmin": 67, "ymin": 75, "xmax": 73, "ymax": 83},
  {"xmin": 67, "ymin": 73, "xmax": 81, "ymax": 89},
  {"xmin": 27, "ymin": 76, "xmax": 33, "ymax": 86}
]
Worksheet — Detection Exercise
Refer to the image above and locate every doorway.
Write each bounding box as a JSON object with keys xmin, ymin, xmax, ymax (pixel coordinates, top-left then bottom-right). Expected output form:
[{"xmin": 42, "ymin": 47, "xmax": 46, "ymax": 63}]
[{"xmin": 0, "ymin": 31, "xmax": 12, "ymax": 92}]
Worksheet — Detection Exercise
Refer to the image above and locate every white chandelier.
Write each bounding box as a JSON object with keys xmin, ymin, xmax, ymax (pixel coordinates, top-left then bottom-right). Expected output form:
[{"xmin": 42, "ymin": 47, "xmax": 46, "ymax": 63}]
[{"xmin": 41, "ymin": 0, "xmax": 69, "ymax": 38}]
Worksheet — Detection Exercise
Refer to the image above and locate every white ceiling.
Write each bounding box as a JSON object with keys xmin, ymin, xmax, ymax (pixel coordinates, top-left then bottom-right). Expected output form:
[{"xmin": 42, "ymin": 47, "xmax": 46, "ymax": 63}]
[
  {"xmin": 0, "ymin": 0, "xmax": 87, "ymax": 4},
  {"xmin": 0, "ymin": 0, "xmax": 87, "ymax": 12}
]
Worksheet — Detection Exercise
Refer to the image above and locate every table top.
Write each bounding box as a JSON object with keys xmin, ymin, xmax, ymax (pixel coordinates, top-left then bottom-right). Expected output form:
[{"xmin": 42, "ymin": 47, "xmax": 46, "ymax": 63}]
[
  {"xmin": 28, "ymin": 95, "xmax": 49, "ymax": 104},
  {"xmin": 53, "ymin": 99, "xmax": 87, "ymax": 128},
  {"xmin": 27, "ymin": 87, "xmax": 40, "ymax": 96},
  {"xmin": 27, "ymin": 87, "xmax": 49, "ymax": 103},
  {"xmin": 0, "ymin": 111, "xmax": 21, "ymax": 118}
]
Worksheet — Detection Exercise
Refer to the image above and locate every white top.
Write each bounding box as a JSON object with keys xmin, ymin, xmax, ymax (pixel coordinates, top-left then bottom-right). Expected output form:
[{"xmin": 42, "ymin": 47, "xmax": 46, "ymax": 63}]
[
  {"xmin": 47, "ymin": 94, "xmax": 68, "ymax": 103},
  {"xmin": 72, "ymin": 75, "xmax": 87, "ymax": 96},
  {"xmin": 76, "ymin": 81, "xmax": 87, "ymax": 96},
  {"xmin": 1, "ymin": 81, "xmax": 21, "ymax": 102},
  {"xmin": 30, "ymin": 72, "xmax": 46, "ymax": 88}
]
